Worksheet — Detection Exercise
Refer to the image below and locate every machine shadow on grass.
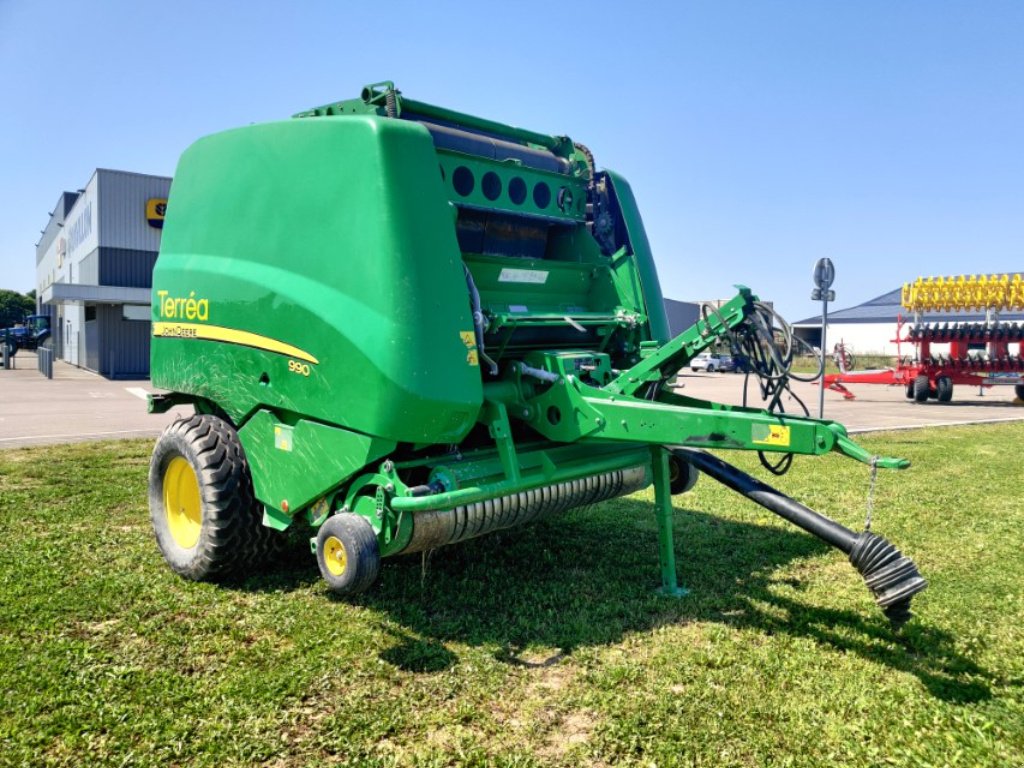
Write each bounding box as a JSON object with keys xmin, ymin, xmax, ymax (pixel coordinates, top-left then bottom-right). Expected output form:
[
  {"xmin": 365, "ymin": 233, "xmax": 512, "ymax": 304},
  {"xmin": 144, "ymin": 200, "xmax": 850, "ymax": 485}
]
[{"xmin": 240, "ymin": 497, "xmax": 991, "ymax": 704}]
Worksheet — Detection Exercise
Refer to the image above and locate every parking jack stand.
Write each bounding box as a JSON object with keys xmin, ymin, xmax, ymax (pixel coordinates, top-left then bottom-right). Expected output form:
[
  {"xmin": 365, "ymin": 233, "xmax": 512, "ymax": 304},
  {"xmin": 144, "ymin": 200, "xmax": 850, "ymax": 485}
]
[{"xmin": 652, "ymin": 446, "xmax": 688, "ymax": 597}]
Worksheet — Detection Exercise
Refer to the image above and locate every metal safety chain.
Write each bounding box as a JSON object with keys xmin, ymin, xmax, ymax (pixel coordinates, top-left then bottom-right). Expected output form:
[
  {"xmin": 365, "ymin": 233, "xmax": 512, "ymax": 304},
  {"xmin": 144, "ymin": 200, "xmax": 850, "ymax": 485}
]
[{"xmin": 864, "ymin": 456, "xmax": 879, "ymax": 531}]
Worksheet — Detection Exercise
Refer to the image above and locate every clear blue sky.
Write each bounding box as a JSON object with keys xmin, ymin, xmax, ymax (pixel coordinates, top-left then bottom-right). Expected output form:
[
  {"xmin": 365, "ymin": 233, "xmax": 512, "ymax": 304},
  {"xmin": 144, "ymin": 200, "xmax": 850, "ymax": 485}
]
[{"xmin": 1, "ymin": 0, "xmax": 1021, "ymax": 321}]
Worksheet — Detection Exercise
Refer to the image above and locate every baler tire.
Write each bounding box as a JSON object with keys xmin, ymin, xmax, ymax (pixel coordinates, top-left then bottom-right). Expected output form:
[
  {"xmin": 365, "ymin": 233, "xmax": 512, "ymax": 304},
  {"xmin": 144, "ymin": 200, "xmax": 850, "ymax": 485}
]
[
  {"xmin": 905, "ymin": 382, "xmax": 915, "ymax": 399},
  {"xmin": 1015, "ymin": 383, "xmax": 1024, "ymax": 401},
  {"xmin": 667, "ymin": 450, "xmax": 700, "ymax": 495},
  {"xmin": 316, "ymin": 513, "xmax": 381, "ymax": 595},
  {"xmin": 149, "ymin": 414, "xmax": 275, "ymax": 581},
  {"xmin": 912, "ymin": 375, "xmax": 930, "ymax": 403},
  {"xmin": 936, "ymin": 376, "xmax": 953, "ymax": 402}
]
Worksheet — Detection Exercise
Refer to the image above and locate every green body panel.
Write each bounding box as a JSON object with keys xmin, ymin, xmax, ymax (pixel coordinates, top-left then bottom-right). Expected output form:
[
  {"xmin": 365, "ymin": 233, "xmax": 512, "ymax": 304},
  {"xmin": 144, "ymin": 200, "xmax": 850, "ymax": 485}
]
[
  {"xmin": 151, "ymin": 116, "xmax": 483, "ymax": 443},
  {"xmin": 237, "ymin": 410, "xmax": 394, "ymax": 517},
  {"xmin": 604, "ymin": 170, "xmax": 671, "ymax": 344}
]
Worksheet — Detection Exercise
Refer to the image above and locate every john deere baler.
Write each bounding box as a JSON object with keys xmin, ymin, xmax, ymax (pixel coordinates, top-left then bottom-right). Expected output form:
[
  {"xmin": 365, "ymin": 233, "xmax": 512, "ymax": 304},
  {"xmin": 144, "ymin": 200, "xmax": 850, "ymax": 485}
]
[{"xmin": 149, "ymin": 82, "xmax": 925, "ymax": 625}]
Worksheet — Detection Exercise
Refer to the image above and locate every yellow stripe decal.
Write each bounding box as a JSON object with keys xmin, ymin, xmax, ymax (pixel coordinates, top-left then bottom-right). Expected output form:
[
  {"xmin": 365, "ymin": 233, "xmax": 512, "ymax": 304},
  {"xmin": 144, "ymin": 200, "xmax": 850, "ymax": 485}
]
[{"xmin": 152, "ymin": 322, "xmax": 319, "ymax": 364}]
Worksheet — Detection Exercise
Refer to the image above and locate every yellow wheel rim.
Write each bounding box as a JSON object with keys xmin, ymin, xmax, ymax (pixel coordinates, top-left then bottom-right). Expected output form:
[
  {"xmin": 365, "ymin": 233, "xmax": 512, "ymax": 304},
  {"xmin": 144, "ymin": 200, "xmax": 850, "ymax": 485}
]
[
  {"xmin": 324, "ymin": 535, "xmax": 348, "ymax": 577},
  {"xmin": 164, "ymin": 456, "xmax": 202, "ymax": 549}
]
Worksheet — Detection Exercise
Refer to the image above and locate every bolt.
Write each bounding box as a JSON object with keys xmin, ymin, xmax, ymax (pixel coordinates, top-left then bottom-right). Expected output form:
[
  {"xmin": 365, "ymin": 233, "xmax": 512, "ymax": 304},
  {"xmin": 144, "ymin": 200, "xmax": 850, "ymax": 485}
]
[
  {"xmin": 382, "ymin": 460, "xmax": 394, "ymax": 472},
  {"xmin": 385, "ymin": 483, "xmax": 395, "ymax": 493}
]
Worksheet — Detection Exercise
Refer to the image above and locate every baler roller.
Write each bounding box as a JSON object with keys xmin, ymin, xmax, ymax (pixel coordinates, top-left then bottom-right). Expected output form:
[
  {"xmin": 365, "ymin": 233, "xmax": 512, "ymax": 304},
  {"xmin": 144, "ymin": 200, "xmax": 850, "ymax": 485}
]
[
  {"xmin": 673, "ymin": 448, "xmax": 927, "ymax": 627},
  {"xmin": 402, "ymin": 465, "xmax": 648, "ymax": 553}
]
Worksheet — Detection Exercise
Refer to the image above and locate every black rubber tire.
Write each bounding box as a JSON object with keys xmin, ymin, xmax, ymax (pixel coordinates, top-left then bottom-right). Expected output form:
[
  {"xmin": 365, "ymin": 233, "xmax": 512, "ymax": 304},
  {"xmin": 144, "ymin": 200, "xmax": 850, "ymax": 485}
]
[
  {"xmin": 936, "ymin": 376, "xmax": 953, "ymax": 403},
  {"xmin": 149, "ymin": 414, "xmax": 280, "ymax": 580},
  {"xmin": 1015, "ymin": 383, "xmax": 1024, "ymax": 401},
  {"xmin": 905, "ymin": 381, "xmax": 915, "ymax": 399},
  {"xmin": 667, "ymin": 450, "xmax": 700, "ymax": 495},
  {"xmin": 316, "ymin": 513, "xmax": 381, "ymax": 595},
  {"xmin": 706, "ymin": 364, "xmax": 716, "ymax": 373},
  {"xmin": 912, "ymin": 375, "xmax": 930, "ymax": 403}
]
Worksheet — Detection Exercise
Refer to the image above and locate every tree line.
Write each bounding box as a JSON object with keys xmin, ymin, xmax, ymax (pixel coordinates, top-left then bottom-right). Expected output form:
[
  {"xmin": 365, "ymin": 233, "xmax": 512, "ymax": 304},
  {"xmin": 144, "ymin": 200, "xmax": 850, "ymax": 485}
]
[{"xmin": 0, "ymin": 289, "xmax": 37, "ymax": 327}]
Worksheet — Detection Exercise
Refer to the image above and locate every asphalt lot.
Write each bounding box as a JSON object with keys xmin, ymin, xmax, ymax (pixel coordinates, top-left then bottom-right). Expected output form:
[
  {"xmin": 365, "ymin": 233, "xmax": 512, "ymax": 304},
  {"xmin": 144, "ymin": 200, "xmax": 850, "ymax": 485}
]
[
  {"xmin": 674, "ymin": 368, "xmax": 1024, "ymax": 433},
  {"xmin": 0, "ymin": 352, "xmax": 191, "ymax": 449},
  {"xmin": 1, "ymin": 352, "xmax": 1022, "ymax": 450}
]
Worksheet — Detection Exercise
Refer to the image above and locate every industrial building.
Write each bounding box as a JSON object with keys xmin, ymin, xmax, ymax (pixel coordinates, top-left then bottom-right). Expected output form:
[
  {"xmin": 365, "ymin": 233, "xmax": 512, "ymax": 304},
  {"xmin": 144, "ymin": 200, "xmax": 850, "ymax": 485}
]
[
  {"xmin": 36, "ymin": 169, "xmax": 171, "ymax": 377},
  {"xmin": 794, "ymin": 284, "xmax": 1024, "ymax": 356}
]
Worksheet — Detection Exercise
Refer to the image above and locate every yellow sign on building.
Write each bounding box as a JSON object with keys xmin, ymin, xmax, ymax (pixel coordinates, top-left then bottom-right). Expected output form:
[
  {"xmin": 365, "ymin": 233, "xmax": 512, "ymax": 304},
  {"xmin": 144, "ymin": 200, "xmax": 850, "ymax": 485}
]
[{"xmin": 146, "ymin": 198, "xmax": 168, "ymax": 229}]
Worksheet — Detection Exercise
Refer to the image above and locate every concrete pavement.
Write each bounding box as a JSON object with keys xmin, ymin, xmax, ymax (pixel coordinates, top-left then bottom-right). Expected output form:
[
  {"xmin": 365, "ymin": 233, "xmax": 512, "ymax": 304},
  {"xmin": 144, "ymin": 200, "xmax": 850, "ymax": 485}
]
[
  {"xmin": 0, "ymin": 351, "xmax": 191, "ymax": 449},
  {"xmin": 673, "ymin": 369, "xmax": 1024, "ymax": 433}
]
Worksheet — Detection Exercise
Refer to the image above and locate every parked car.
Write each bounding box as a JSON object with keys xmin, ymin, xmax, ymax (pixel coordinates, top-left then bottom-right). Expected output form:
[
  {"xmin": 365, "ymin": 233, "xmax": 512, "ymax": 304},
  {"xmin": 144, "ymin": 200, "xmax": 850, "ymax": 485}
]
[{"xmin": 691, "ymin": 353, "xmax": 737, "ymax": 373}]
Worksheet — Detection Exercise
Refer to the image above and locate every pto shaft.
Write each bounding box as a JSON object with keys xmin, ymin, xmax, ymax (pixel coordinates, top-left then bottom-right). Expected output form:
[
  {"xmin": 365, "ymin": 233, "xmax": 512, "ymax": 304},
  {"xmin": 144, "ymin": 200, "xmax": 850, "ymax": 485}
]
[{"xmin": 673, "ymin": 448, "xmax": 927, "ymax": 628}]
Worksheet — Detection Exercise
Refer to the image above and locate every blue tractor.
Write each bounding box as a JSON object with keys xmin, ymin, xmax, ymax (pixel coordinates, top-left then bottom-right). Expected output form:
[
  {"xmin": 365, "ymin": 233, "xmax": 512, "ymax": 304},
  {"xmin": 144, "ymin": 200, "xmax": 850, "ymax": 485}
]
[{"xmin": 1, "ymin": 315, "xmax": 51, "ymax": 358}]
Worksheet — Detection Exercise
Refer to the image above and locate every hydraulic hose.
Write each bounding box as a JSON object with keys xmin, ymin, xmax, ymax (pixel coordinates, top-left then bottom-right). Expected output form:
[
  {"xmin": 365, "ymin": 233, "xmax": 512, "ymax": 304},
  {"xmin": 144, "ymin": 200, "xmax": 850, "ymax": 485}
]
[
  {"xmin": 463, "ymin": 264, "xmax": 498, "ymax": 375},
  {"xmin": 673, "ymin": 448, "xmax": 927, "ymax": 628}
]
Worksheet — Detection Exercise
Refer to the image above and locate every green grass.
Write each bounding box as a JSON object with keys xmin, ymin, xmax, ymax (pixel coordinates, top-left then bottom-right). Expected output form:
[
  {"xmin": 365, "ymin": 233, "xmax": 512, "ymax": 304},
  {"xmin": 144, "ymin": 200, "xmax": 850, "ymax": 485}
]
[
  {"xmin": 791, "ymin": 354, "xmax": 896, "ymax": 375},
  {"xmin": 1, "ymin": 424, "xmax": 1023, "ymax": 767}
]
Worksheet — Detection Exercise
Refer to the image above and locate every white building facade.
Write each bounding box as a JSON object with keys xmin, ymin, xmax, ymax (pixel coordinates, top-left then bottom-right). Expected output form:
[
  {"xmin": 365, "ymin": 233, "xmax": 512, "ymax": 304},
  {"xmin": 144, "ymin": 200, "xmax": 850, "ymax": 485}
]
[{"xmin": 36, "ymin": 169, "xmax": 170, "ymax": 377}]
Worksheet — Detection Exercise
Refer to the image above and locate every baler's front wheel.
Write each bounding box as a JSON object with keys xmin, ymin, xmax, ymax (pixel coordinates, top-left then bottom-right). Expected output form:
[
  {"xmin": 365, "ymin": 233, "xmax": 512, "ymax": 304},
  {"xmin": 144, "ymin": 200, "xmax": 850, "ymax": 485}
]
[
  {"xmin": 667, "ymin": 449, "xmax": 700, "ymax": 495},
  {"xmin": 149, "ymin": 414, "xmax": 273, "ymax": 580},
  {"xmin": 316, "ymin": 513, "xmax": 380, "ymax": 595}
]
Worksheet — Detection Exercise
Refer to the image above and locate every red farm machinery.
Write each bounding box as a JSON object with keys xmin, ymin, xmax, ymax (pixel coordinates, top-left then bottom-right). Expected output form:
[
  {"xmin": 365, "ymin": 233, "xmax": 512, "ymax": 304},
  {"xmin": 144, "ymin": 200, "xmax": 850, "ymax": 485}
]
[{"xmin": 824, "ymin": 273, "xmax": 1024, "ymax": 404}]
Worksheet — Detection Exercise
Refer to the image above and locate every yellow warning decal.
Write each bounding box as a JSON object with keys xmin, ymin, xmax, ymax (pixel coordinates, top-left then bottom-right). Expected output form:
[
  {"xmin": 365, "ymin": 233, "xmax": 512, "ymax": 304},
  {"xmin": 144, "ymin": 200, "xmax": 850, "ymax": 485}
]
[
  {"xmin": 460, "ymin": 330, "xmax": 479, "ymax": 366},
  {"xmin": 152, "ymin": 322, "xmax": 318, "ymax": 364},
  {"xmin": 274, "ymin": 424, "xmax": 293, "ymax": 452},
  {"xmin": 752, "ymin": 424, "xmax": 791, "ymax": 447}
]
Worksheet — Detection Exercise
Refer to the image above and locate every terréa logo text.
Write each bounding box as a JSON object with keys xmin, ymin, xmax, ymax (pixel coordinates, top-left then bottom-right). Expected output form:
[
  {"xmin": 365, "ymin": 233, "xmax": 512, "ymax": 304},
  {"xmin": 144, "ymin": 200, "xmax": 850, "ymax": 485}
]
[{"xmin": 157, "ymin": 290, "xmax": 209, "ymax": 321}]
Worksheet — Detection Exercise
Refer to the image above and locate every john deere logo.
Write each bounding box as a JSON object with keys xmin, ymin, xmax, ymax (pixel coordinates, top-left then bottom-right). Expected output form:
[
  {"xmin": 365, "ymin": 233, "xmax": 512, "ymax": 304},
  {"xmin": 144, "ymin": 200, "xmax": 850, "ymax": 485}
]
[{"xmin": 146, "ymin": 198, "xmax": 167, "ymax": 229}]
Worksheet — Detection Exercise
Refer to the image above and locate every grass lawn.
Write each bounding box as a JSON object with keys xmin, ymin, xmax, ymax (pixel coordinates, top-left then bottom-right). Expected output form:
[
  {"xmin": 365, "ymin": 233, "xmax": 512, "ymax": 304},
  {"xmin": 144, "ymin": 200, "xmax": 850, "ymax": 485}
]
[{"xmin": 1, "ymin": 424, "xmax": 1022, "ymax": 767}]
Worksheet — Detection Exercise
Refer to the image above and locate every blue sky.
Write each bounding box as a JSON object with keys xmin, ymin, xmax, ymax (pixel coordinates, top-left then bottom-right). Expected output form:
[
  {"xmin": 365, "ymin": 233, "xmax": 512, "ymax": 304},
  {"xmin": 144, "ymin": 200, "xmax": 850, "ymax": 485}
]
[{"xmin": 1, "ymin": 0, "xmax": 1021, "ymax": 321}]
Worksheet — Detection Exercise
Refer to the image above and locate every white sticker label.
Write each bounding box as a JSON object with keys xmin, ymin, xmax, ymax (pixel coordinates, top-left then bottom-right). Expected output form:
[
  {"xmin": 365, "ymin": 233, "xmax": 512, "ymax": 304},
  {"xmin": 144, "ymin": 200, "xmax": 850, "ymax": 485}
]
[{"xmin": 498, "ymin": 268, "xmax": 549, "ymax": 284}]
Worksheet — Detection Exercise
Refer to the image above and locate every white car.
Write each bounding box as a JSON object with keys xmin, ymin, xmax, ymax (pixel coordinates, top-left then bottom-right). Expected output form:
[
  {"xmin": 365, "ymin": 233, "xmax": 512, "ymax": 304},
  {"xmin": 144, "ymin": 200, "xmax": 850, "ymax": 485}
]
[{"xmin": 690, "ymin": 353, "xmax": 735, "ymax": 373}]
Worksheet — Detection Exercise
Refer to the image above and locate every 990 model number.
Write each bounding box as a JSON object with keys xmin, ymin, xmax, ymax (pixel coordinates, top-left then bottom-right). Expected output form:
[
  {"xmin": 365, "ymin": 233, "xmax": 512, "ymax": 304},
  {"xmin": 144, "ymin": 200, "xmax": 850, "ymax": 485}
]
[{"xmin": 288, "ymin": 359, "xmax": 311, "ymax": 377}]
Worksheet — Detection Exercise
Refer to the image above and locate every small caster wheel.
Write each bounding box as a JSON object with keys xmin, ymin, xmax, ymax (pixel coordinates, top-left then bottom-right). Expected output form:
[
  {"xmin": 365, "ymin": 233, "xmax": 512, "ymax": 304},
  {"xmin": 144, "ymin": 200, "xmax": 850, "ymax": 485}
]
[{"xmin": 316, "ymin": 513, "xmax": 381, "ymax": 595}]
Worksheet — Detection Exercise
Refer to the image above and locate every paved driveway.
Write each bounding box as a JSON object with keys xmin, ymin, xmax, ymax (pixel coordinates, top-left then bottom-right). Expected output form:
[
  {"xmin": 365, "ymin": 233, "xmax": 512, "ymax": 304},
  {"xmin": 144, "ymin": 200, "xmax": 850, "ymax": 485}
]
[
  {"xmin": 2, "ymin": 353, "xmax": 1022, "ymax": 450},
  {"xmin": 674, "ymin": 370, "xmax": 1024, "ymax": 433},
  {"xmin": 0, "ymin": 352, "xmax": 191, "ymax": 449}
]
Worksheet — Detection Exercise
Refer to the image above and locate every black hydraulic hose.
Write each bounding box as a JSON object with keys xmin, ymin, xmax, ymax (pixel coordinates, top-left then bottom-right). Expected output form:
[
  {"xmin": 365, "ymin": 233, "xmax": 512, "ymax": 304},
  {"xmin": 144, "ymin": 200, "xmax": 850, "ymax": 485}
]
[
  {"xmin": 672, "ymin": 448, "xmax": 927, "ymax": 628},
  {"xmin": 463, "ymin": 264, "xmax": 498, "ymax": 375},
  {"xmin": 678, "ymin": 448, "xmax": 857, "ymax": 551}
]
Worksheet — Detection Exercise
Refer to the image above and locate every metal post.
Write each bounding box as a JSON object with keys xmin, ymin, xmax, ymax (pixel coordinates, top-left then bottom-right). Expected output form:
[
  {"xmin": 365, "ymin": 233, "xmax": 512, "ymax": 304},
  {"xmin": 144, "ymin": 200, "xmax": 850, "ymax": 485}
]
[
  {"xmin": 819, "ymin": 297, "xmax": 828, "ymax": 419},
  {"xmin": 812, "ymin": 258, "xmax": 836, "ymax": 420},
  {"xmin": 651, "ymin": 446, "xmax": 687, "ymax": 597}
]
